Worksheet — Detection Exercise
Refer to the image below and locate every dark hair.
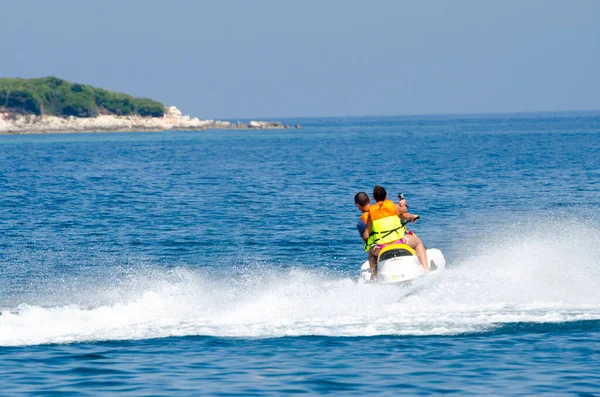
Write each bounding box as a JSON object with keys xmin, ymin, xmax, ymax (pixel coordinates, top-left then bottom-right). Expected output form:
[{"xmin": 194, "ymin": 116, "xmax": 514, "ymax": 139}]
[
  {"xmin": 373, "ymin": 185, "xmax": 387, "ymax": 202},
  {"xmin": 354, "ymin": 191, "xmax": 370, "ymax": 206}
]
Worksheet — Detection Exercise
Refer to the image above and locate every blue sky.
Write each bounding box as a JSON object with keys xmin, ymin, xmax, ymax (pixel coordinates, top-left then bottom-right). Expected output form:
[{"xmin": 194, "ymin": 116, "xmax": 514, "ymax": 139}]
[{"xmin": 1, "ymin": 0, "xmax": 599, "ymax": 119}]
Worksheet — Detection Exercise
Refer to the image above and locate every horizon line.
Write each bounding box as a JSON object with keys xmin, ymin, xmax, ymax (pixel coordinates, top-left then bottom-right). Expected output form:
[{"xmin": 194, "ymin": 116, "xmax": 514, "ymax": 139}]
[{"xmin": 214, "ymin": 108, "xmax": 600, "ymax": 122}]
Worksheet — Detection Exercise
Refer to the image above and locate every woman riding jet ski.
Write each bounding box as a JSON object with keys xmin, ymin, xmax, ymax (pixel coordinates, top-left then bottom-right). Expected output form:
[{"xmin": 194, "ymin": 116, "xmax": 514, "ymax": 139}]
[{"xmin": 356, "ymin": 186, "xmax": 446, "ymax": 284}]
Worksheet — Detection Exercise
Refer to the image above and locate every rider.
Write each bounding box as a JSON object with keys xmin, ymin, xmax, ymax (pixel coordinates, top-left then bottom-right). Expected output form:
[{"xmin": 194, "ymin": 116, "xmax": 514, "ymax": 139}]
[
  {"xmin": 354, "ymin": 191, "xmax": 374, "ymax": 245},
  {"xmin": 362, "ymin": 186, "xmax": 429, "ymax": 279},
  {"xmin": 355, "ymin": 191, "xmax": 414, "ymax": 249}
]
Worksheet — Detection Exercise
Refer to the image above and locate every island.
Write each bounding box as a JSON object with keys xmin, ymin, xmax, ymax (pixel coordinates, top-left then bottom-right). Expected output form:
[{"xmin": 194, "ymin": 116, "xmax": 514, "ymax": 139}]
[{"xmin": 0, "ymin": 77, "xmax": 297, "ymax": 134}]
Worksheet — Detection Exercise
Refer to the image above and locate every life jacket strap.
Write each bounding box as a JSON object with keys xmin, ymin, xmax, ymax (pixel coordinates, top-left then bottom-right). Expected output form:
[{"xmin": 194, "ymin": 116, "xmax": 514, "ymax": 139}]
[{"xmin": 370, "ymin": 226, "xmax": 403, "ymax": 243}]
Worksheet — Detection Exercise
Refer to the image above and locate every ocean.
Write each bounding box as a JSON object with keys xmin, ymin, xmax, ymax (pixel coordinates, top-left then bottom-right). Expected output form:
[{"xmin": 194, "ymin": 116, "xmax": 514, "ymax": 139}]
[{"xmin": 1, "ymin": 113, "xmax": 599, "ymax": 395}]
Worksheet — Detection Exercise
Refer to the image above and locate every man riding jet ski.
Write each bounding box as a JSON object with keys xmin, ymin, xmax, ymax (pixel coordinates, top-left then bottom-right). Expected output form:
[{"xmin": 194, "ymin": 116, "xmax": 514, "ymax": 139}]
[{"xmin": 355, "ymin": 186, "xmax": 445, "ymax": 283}]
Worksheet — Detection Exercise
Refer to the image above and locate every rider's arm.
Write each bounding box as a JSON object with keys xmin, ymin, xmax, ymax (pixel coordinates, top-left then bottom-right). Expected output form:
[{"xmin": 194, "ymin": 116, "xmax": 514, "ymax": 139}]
[
  {"xmin": 399, "ymin": 212, "xmax": 420, "ymax": 223},
  {"xmin": 396, "ymin": 204, "xmax": 419, "ymax": 223},
  {"xmin": 362, "ymin": 218, "xmax": 372, "ymax": 241}
]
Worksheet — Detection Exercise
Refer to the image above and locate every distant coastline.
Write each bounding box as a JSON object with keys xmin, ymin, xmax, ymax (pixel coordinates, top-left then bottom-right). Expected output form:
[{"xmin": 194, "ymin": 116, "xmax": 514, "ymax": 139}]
[
  {"xmin": 0, "ymin": 106, "xmax": 297, "ymax": 134},
  {"xmin": 0, "ymin": 77, "xmax": 298, "ymax": 134}
]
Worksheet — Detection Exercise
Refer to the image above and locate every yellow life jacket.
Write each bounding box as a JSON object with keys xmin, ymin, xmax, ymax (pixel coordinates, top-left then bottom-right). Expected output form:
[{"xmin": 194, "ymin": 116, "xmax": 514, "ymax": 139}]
[{"xmin": 367, "ymin": 200, "xmax": 405, "ymax": 248}]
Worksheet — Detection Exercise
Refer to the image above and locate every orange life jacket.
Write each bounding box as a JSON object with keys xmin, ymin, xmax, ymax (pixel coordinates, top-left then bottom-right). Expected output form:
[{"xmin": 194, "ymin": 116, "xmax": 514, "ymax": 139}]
[
  {"xmin": 360, "ymin": 212, "xmax": 369, "ymax": 224},
  {"xmin": 367, "ymin": 200, "xmax": 405, "ymax": 246}
]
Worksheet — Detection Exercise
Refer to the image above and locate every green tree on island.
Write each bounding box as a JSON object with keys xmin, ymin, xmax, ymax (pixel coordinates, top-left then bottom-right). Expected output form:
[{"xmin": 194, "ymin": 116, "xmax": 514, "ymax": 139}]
[{"xmin": 0, "ymin": 77, "xmax": 165, "ymax": 118}]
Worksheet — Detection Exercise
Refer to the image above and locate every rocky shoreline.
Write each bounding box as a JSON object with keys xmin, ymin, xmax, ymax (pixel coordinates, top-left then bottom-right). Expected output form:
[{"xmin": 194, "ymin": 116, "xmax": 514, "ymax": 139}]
[{"xmin": 0, "ymin": 106, "xmax": 297, "ymax": 134}]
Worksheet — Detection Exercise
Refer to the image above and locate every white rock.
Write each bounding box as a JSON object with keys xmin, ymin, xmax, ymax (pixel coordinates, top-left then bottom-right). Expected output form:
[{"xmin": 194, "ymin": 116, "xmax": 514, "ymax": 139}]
[{"xmin": 0, "ymin": 106, "xmax": 282, "ymax": 134}]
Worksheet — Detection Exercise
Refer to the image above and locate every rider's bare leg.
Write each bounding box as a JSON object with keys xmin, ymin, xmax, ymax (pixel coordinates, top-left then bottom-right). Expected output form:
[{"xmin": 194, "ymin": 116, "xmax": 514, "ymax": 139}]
[
  {"xmin": 404, "ymin": 234, "xmax": 429, "ymax": 271},
  {"xmin": 368, "ymin": 247, "xmax": 380, "ymax": 280}
]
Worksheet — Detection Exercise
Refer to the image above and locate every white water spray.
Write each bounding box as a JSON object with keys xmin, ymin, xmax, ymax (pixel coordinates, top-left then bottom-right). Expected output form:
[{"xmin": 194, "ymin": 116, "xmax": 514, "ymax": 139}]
[{"xmin": 1, "ymin": 219, "xmax": 599, "ymax": 346}]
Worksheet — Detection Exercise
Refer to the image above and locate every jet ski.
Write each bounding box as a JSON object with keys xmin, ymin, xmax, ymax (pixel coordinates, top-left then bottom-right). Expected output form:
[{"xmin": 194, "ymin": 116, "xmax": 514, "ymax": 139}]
[{"xmin": 358, "ymin": 243, "xmax": 446, "ymax": 284}]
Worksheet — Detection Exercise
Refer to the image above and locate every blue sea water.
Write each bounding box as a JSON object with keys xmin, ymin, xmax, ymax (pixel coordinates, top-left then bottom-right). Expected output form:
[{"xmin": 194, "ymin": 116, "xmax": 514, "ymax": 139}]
[{"xmin": 1, "ymin": 113, "xmax": 600, "ymax": 395}]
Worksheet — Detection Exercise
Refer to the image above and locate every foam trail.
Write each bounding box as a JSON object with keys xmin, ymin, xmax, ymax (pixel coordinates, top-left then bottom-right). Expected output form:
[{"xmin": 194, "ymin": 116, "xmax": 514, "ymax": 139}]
[{"xmin": 1, "ymin": 220, "xmax": 600, "ymax": 346}]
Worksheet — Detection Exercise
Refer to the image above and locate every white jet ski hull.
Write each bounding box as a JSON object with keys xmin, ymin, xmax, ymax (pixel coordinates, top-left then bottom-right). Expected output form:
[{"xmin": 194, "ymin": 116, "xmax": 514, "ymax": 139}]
[{"xmin": 359, "ymin": 248, "xmax": 446, "ymax": 284}]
